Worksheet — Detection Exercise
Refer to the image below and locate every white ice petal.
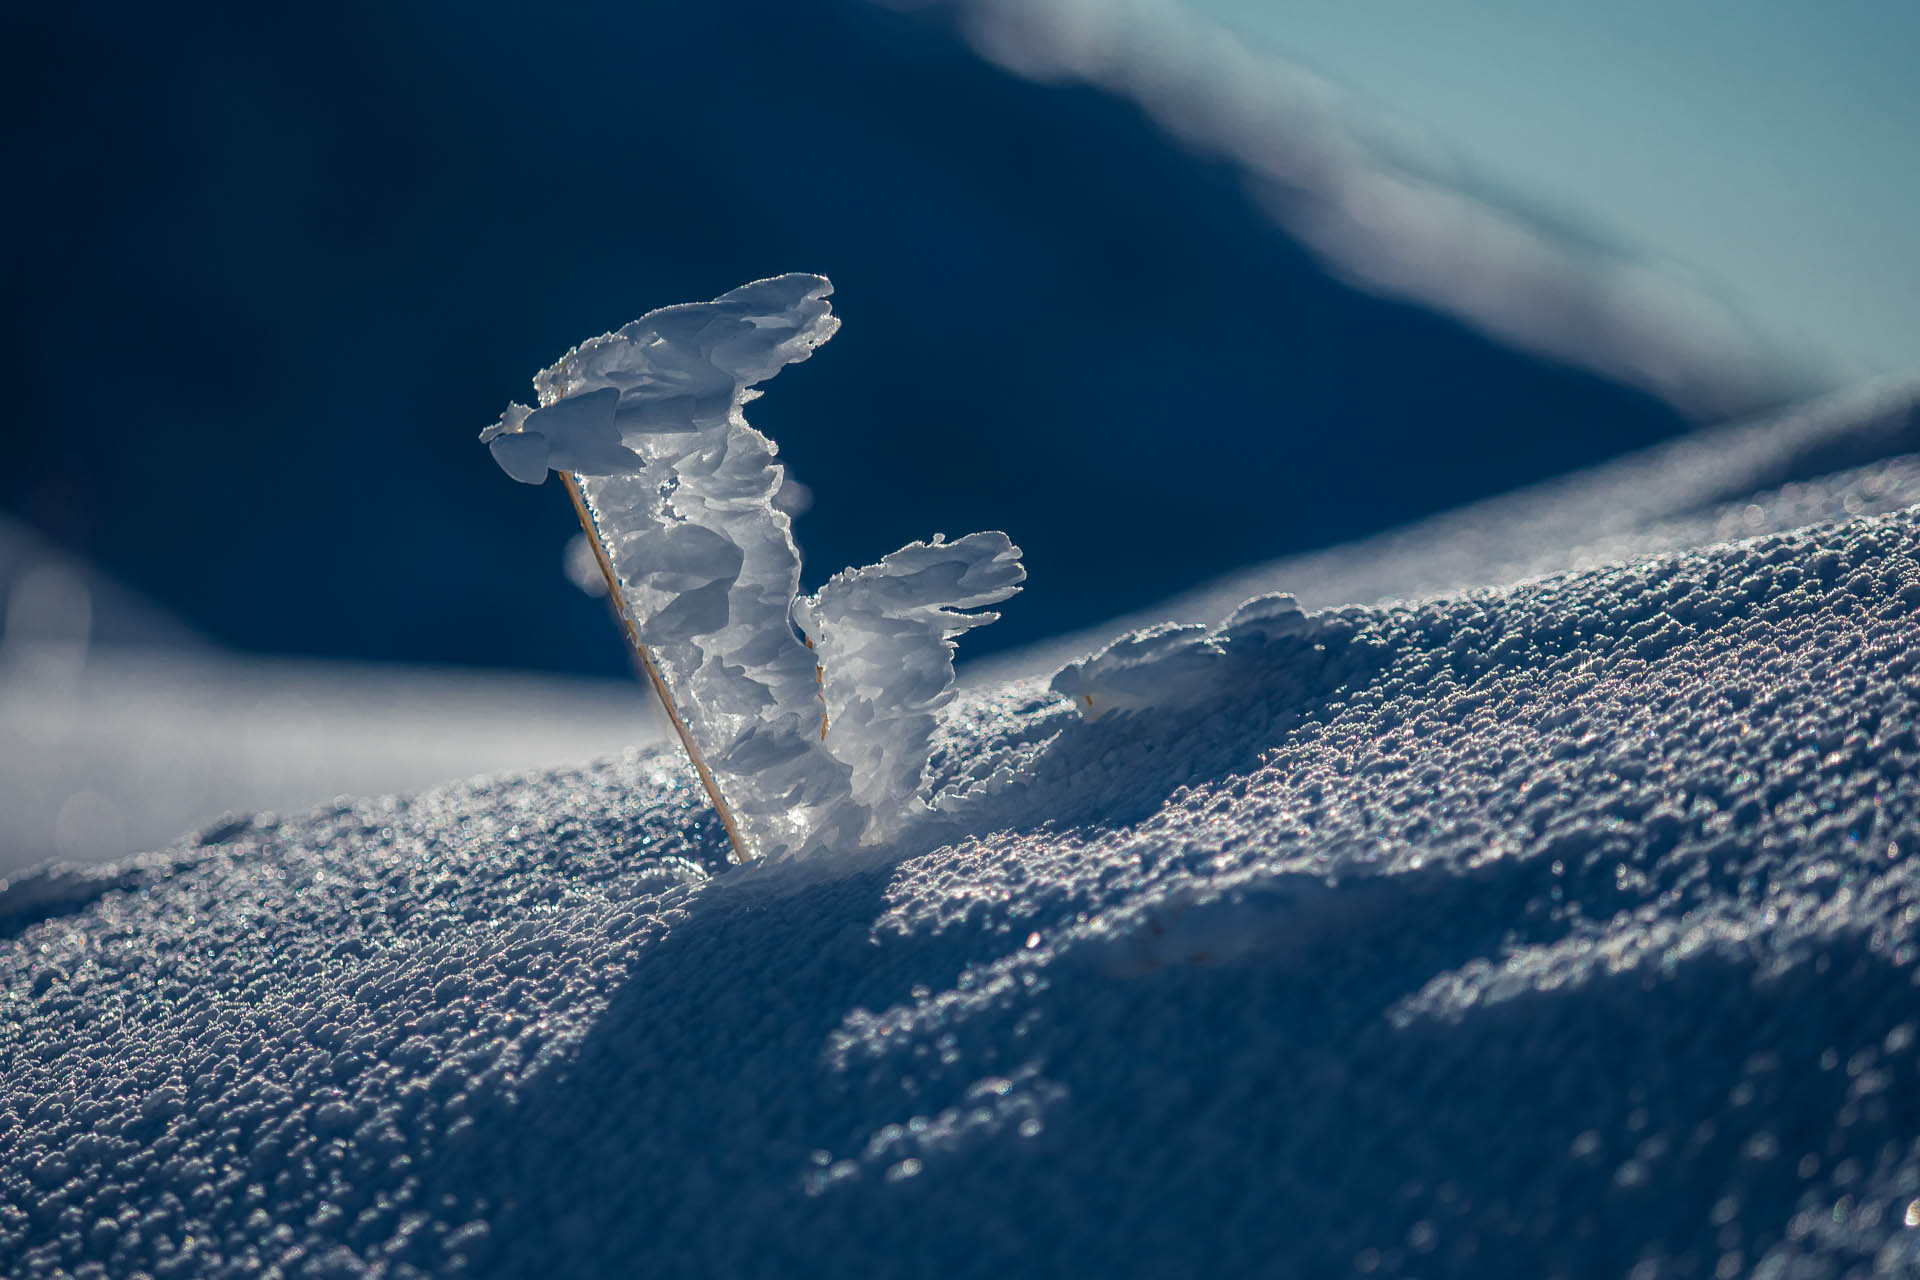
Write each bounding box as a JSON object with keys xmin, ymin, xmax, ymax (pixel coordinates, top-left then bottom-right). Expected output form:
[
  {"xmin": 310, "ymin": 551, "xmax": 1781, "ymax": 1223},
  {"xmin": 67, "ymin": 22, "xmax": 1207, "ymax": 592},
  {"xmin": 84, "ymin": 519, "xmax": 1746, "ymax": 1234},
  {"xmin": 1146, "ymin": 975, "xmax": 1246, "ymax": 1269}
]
[
  {"xmin": 522, "ymin": 387, "xmax": 641, "ymax": 475},
  {"xmin": 488, "ymin": 431, "xmax": 552, "ymax": 485}
]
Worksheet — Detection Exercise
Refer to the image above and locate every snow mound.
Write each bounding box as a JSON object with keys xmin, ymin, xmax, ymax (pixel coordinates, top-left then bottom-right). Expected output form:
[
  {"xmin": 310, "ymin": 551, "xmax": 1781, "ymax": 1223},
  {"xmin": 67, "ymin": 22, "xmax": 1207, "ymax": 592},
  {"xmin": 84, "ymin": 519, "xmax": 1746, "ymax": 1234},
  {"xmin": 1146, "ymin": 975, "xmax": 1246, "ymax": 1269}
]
[
  {"xmin": 997, "ymin": 379, "xmax": 1920, "ymax": 680},
  {"xmin": 6, "ymin": 405, "xmax": 1920, "ymax": 1276},
  {"xmin": 1049, "ymin": 592, "xmax": 1307, "ymax": 719}
]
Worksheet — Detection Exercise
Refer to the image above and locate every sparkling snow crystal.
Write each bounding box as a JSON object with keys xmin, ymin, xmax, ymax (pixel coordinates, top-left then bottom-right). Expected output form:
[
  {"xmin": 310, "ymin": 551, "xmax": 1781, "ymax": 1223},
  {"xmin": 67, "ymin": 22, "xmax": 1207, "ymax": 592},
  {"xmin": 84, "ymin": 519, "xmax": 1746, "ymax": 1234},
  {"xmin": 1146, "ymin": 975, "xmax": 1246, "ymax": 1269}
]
[{"xmin": 482, "ymin": 274, "xmax": 1023, "ymax": 860}]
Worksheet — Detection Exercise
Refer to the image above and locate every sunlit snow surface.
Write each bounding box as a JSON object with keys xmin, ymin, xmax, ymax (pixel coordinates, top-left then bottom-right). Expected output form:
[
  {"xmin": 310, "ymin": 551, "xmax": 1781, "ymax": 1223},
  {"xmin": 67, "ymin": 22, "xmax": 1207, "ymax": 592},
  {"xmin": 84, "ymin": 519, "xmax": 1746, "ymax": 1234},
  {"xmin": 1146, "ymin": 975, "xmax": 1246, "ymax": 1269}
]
[{"xmin": 6, "ymin": 388, "xmax": 1920, "ymax": 1278}]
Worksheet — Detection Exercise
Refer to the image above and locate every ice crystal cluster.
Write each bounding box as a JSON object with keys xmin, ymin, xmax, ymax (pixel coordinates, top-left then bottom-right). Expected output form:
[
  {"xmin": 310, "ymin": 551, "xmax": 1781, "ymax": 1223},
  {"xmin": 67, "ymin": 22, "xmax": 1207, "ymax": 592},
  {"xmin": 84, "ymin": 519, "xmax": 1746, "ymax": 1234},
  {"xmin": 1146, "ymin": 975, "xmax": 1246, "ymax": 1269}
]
[
  {"xmin": 481, "ymin": 274, "xmax": 1023, "ymax": 860},
  {"xmin": 1051, "ymin": 593, "xmax": 1310, "ymax": 721}
]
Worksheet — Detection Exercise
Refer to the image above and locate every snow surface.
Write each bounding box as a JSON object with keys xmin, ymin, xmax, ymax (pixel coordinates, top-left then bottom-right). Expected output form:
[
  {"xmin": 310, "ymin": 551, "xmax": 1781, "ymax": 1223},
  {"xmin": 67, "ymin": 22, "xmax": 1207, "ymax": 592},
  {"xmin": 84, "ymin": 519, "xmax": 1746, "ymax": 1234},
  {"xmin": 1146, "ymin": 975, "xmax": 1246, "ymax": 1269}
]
[
  {"xmin": 993, "ymin": 380, "xmax": 1920, "ymax": 683},
  {"xmin": 0, "ymin": 650, "xmax": 661, "ymax": 874},
  {"xmin": 0, "ymin": 516, "xmax": 665, "ymax": 873},
  {"xmin": 7, "ymin": 389, "xmax": 1920, "ymax": 1277}
]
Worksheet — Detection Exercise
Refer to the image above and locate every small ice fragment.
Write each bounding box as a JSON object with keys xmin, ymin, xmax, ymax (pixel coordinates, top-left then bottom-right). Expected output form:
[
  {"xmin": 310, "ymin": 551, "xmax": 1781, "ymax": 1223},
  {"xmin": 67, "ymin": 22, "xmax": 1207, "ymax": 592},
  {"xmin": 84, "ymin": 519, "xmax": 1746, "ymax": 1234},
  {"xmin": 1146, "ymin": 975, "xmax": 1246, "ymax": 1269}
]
[
  {"xmin": 486, "ymin": 426, "xmax": 550, "ymax": 485},
  {"xmin": 1052, "ymin": 593, "xmax": 1305, "ymax": 720},
  {"xmin": 562, "ymin": 534, "xmax": 608, "ymax": 597},
  {"xmin": 479, "ymin": 388, "xmax": 639, "ymax": 483}
]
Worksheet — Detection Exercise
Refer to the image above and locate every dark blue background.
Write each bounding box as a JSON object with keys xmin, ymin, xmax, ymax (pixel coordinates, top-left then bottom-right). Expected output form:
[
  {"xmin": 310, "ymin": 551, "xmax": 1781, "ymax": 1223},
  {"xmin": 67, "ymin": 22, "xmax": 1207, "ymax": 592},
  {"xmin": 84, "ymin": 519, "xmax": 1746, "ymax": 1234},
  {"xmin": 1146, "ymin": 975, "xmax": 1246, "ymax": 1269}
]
[{"xmin": 5, "ymin": 0, "xmax": 1709, "ymax": 677}]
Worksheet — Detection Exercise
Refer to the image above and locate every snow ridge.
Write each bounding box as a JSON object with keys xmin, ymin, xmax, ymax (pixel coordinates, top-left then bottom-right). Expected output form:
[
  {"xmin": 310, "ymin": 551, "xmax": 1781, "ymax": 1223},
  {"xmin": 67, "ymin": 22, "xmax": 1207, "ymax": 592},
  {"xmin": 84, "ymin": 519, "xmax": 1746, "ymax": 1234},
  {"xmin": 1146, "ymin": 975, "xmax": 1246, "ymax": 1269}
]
[
  {"xmin": 9, "ymin": 496, "xmax": 1920, "ymax": 1278},
  {"xmin": 1050, "ymin": 592, "xmax": 1309, "ymax": 720}
]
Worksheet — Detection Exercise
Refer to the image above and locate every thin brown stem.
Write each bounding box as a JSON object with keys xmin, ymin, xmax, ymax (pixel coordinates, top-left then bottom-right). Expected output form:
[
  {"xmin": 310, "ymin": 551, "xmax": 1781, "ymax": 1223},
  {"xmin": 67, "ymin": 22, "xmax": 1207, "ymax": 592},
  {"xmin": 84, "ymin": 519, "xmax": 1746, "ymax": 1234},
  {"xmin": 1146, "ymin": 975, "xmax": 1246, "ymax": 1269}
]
[{"xmin": 559, "ymin": 470, "xmax": 754, "ymax": 864}]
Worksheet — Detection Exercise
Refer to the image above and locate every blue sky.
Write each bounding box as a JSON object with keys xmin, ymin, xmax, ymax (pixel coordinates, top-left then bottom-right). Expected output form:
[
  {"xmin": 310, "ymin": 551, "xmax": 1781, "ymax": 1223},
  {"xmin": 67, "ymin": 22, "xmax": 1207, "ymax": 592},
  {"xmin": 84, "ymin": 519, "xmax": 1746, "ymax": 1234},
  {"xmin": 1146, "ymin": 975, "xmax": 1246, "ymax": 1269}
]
[{"xmin": 1179, "ymin": 0, "xmax": 1919, "ymax": 381}]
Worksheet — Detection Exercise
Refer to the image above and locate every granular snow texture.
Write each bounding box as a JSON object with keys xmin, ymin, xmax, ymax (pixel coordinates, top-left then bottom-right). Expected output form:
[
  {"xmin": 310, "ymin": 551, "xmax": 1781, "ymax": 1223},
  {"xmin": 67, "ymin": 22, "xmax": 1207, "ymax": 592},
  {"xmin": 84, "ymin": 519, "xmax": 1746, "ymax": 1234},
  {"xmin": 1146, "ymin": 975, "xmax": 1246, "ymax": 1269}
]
[
  {"xmin": 5, "ymin": 405, "xmax": 1920, "ymax": 1277},
  {"xmin": 997, "ymin": 380, "xmax": 1920, "ymax": 682}
]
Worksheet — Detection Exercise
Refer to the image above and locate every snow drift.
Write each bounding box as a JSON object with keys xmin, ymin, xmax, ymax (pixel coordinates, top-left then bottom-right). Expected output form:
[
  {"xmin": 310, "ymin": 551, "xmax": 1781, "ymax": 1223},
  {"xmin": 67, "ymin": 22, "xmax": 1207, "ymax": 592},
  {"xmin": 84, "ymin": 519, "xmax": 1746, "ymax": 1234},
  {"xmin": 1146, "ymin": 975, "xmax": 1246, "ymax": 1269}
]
[{"xmin": 4, "ymin": 387, "xmax": 1920, "ymax": 1278}]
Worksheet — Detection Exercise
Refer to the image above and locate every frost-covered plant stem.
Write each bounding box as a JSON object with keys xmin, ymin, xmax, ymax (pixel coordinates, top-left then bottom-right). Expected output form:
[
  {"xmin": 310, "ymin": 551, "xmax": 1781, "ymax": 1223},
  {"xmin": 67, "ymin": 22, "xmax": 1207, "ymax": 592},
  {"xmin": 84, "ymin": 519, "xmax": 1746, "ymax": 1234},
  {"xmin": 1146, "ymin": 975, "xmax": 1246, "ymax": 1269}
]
[
  {"xmin": 483, "ymin": 274, "xmax": 1022, "ymax": 862},
  {"xmin": 559, "ymin": 470, "xmax": 752, "ymax": 863}
]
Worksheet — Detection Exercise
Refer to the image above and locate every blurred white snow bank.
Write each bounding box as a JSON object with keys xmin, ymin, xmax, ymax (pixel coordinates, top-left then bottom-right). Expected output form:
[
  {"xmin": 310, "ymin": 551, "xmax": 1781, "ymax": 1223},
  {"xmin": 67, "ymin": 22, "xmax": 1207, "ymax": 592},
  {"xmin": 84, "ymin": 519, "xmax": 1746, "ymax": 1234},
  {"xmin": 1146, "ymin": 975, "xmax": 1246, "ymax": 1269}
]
[
  {"xmin": 0, "ymin": 647, "xmax": 659, "ymax": 873},
  {"xmin": 876, "ymin": 0, "xmax": 1819, "ymax": 422},
  {"xmin": 0, "ymin": 514, "xmax": 664, "ymax": 872}
]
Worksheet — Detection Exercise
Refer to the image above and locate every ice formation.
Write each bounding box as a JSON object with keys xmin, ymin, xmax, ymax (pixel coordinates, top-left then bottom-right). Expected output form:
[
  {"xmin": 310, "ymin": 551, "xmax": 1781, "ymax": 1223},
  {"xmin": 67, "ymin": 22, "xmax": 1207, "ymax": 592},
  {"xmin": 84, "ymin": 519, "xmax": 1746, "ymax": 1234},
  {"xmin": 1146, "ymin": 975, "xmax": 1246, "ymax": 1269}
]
[
  {"xmin": 1051, "ymin": 592, "xmax": 1308, "ymax": 720},
  {"xmin": 796, "ymin": 532, "xmax": 1024, "ymax": 842},
  {"xmin": 481, "ymin": 274, "xmax": 1023, "ymax": 860}
]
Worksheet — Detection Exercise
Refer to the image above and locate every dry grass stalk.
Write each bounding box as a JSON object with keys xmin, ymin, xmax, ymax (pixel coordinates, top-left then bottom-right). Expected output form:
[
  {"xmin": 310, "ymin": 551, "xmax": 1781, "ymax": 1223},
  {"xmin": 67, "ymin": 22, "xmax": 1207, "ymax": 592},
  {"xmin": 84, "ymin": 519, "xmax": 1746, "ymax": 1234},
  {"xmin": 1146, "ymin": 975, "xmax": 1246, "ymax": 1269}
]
[{"xmin": 559, "ymin": 471, "xmax": 753, "ymax": 863}]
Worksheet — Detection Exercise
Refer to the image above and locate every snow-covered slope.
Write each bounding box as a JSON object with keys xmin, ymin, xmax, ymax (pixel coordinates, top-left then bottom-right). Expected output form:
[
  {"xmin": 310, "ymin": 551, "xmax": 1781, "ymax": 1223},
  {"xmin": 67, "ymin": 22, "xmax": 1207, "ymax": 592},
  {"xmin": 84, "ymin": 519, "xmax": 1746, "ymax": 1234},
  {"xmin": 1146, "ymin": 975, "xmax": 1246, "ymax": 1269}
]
[
  {"xmin": 5, "ymin": 392, "xmax": 1920, "ymax": 1278},
  {"xmin": 0, "ymin": 651, "xmax": 661, "ymax": 874},
  {"xmin": 0, "ymin": 514, "xmax": 667, "ymax": 874},
  {"xmin": 990, "ymin": 379, "xmax": 1920, "ymax": 682}
]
